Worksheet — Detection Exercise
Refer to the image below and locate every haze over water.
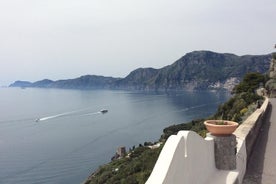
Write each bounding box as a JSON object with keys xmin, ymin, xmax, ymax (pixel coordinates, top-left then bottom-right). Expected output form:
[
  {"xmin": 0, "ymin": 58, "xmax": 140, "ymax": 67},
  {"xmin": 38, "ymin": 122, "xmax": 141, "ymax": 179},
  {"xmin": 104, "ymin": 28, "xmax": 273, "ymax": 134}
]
[{"xmin": 0, "ymin": 88, "xmax": 230, "ymax": 184}]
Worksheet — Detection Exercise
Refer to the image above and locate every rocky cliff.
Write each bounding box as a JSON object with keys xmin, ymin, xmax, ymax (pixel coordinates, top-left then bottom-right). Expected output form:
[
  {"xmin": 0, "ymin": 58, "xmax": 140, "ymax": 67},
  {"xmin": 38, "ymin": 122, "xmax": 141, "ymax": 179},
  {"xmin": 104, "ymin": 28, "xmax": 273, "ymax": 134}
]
[{"xmin": 114, "ymin": 51, "xmax": 271, "ymax": 91}]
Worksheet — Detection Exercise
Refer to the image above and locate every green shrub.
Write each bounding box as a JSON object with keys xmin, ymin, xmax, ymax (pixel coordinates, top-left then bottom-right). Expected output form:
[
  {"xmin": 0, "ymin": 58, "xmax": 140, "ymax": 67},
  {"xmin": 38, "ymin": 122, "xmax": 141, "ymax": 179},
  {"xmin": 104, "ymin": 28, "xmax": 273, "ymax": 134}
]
[
  {"xmin": 240, "ymin": 108, "xmax": 248, "ymax": 115},
  {"xmin": 232, "ymin": 72, "xmax": 264, "ymax": 94},
  {"xmin": 273, "ymin": 52, "xmax": 276, "ymax": 60}
]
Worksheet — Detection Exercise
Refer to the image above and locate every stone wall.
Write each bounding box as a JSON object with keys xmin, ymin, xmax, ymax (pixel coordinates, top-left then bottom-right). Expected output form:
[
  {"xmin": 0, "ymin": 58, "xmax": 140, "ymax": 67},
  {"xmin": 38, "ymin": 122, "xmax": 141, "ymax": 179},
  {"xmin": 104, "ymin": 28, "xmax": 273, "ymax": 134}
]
[{"xmin": 233, "ymin": 97, "xmax": 270, "ymax": 182}]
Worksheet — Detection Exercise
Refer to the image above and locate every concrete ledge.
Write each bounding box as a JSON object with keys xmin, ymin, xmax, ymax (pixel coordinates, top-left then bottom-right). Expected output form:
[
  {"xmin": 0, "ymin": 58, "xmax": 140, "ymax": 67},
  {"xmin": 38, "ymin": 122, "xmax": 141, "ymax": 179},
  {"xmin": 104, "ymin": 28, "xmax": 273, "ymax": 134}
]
[
  {"xmin": 146, "ymin": 131, "xmax": 216, "ymax": 184},
  {"xmin": 145, "ymin": 134, "xmax": 185, "ymax": 184},
  {"xmin": 234, "ymin": 98, "xmax": 269, "ymax": 156},
  {"xmin": 206, "ymin": 171, "xmax": 239, "ymax": 184}
]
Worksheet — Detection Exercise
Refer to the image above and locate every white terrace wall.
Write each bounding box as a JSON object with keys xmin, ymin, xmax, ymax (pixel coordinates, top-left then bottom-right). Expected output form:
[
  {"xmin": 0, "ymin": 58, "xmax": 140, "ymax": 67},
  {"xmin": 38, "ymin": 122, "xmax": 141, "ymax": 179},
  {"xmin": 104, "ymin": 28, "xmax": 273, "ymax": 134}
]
[
  {"xmin": 146, "ymin": 97, "xmax": 270, "ymax": 184},
  {"xmin": 146, "ymin": 131, "xmax": 216, "ymax": 184},
  {"xmin": 146, "ymin": 131, "xmax": 239, "ymax": 184}
]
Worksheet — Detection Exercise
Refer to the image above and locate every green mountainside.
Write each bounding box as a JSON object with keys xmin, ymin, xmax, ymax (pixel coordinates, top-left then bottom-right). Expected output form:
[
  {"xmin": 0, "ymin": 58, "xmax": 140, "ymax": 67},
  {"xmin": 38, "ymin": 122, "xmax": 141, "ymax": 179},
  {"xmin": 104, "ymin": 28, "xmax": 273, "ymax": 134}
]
[
  {"xmin": 114, "ymin": 51, "xmax": 270, "ymax": 90},
  {"xmin": 9, "ymin": 51, "xmax": 271, "ymax": 91}
]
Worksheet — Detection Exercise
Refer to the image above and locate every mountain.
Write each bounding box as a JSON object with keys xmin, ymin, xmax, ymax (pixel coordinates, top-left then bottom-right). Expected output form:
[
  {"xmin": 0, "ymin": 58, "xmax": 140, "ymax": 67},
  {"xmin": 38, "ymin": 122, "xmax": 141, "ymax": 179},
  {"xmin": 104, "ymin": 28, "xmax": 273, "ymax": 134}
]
[
  {"xmin": 32, "ymin": 79, "xmax": 54, "ymax": 87},
  {"xmin": 49, "ymin": 75, "xmax": 119, "ymax": 89},
  {"xmin": 114, "ymin": 51, "xmax": 271, "ymax": 90},
  {"xmin": 9, "ymin": 75, "xmax": 120, "ymax": 89},
  {"xmin": 9, "ymin": 51, "xmax": 272, "ymax": 91},
  {"xmin": 114, "ymin": 68, "xmax": 159, "ymax": 90},
  {"xmin": 9, "ymin": 81, "xmax": 32, "ymax": 87}
]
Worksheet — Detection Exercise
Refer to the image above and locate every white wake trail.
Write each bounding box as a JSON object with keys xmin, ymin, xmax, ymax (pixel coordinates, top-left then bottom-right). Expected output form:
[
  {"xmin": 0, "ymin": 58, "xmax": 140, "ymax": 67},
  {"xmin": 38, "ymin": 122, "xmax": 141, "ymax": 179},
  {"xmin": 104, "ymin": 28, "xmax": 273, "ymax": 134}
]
[
  {"xmin": 36, "ymin": 109, "xmax": 102, "ymax": 122},
  {"xmin": 37, "ymin": 110, "xmax": 83, "ymax": 122},
  {"xmin": 80, "ymin": 112, "xmax": 101, "ymax": 116}
]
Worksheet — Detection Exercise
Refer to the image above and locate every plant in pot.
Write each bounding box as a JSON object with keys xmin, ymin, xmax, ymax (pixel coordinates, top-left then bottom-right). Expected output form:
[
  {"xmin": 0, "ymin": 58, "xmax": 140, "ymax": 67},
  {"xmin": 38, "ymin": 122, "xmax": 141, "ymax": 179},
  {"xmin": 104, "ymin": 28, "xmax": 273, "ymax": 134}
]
[{"xmin": 204, "ymin": 120, "xmax": 239, "ymax": 136}]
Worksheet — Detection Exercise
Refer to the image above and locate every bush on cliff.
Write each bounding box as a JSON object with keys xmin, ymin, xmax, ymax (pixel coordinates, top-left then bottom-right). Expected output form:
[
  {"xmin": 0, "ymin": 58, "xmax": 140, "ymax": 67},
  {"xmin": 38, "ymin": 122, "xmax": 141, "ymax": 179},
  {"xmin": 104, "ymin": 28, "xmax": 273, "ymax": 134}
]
[
  {"xmin": 273, "ymin": 52, "xmax": 276, "ymax": 60},
  {"xmin": 232, "ymin": 72, "xmax": 265, "ymax": 94},
  {"xmin": 214, "ymin": 72, "xmax": 265, "ymax": 122},
  {"xmin": 86, "ymin": 146, "xmax": 162, "ymax": 184}
]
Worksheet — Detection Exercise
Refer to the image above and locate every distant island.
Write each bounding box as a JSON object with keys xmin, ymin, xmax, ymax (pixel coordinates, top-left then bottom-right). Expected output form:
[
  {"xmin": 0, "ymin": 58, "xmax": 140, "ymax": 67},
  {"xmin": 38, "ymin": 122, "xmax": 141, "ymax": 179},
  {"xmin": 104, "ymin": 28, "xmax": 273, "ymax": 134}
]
[{"xmin": 9, "ymin": 51, "xmax": 271, "ymax": 91}]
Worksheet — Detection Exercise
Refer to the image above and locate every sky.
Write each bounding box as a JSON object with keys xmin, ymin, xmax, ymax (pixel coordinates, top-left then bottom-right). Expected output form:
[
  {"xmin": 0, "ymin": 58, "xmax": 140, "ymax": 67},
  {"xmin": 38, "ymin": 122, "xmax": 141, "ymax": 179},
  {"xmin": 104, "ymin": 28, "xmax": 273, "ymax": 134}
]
[{"xmin": 0, "ymin": 0, "xmax": 275, "ymax": 86}]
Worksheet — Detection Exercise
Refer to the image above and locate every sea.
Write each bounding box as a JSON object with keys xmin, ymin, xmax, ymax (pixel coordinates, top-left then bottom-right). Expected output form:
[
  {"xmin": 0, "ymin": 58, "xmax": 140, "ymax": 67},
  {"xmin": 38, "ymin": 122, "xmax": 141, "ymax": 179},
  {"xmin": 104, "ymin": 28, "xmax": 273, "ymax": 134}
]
[{"xmin": 0, "ymin": 87, "xmax": 231, "ymax": 184}]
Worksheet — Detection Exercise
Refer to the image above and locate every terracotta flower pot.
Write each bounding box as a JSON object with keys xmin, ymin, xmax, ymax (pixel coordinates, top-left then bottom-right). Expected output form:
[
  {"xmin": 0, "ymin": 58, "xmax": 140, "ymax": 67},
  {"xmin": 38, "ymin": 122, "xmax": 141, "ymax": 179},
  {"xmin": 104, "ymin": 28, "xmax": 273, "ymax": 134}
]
[{"xmin": 204, "ymin": 120, "xmax": 239, "ymax": 135}]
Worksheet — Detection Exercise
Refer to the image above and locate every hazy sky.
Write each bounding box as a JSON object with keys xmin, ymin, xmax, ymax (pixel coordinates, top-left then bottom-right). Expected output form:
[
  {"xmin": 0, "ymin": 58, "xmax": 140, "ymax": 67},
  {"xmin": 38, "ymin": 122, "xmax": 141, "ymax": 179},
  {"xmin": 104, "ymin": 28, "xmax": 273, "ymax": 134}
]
[{"xmin": 0, "ymin": 0, "xmax": 275, "ymax": 85}]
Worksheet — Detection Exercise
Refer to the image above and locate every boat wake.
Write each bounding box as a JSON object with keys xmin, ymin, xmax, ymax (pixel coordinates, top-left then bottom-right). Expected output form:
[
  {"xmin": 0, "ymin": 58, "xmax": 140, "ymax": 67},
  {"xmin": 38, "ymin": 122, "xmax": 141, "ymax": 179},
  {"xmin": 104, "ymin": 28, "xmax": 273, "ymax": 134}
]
[
  {"xmin": 36, "ymin": 109, "xmax": 103, "ymax": 122},
  {"xmin": 81, "ymin": 112, "xmax": 101, "ymax": 116},
  {"xmin": 37, "ymin": 110, "xmax": 81, "ymax": 122}
]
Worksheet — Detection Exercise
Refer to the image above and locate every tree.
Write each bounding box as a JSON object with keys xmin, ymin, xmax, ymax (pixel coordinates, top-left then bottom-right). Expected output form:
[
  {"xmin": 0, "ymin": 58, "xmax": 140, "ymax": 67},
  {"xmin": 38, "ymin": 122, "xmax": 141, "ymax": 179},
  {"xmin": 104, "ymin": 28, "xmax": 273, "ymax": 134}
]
[{"xmin": 232, "ymin": 72, "xmax": 264, "ymax": 94}]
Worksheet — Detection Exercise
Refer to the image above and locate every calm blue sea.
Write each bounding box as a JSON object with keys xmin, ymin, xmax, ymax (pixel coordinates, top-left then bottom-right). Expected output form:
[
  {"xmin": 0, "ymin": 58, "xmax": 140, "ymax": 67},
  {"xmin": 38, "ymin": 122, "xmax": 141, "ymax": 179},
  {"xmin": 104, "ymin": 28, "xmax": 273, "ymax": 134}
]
[{"xmin": 0, "ymin": 88, "xmax": 230, "ymax": 184}]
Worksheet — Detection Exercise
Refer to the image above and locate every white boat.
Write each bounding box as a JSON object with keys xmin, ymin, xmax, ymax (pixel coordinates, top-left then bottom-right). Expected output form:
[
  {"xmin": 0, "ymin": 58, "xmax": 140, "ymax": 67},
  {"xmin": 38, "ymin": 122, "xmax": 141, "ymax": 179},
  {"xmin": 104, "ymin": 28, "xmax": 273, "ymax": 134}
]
[
  {"xmin": 100, "ymin": 109, "xmax": 108, "ymax": 113},
  {"xmin": 35, "ymin": 118, "xmax": 40, "ymax": 122}
]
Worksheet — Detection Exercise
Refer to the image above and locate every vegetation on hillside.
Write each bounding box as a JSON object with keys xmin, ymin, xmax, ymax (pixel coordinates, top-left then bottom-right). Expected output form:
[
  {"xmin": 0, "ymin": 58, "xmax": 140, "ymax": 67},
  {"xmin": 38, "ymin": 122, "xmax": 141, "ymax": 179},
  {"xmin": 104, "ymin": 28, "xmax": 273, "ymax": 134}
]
[
  {"xmin": 84, "ymin": 146, "xmax": 162, "ymax": 184},
  {"xmin": 272, "ymin": 52, "xmax": 276, "ymax": 60},
  {"xmin": 161, "ymin": 119, "xmax": 206, "ymax": 141},
  {"xmin": 266, "ymin": 51, "xmax": 276, "ymax": 97},
  {"xmin": 231, "ymin": 72, "xmax": 265, "ymax": 94},
  {"xmin": 270, "ymin": 45, "xmax": 275, "ymax": 59},
  {"xmin": 162, "ymin": 72, "xmax": 266, "ymax": 139},
  {"xmin": 214, "ymin": 72, "xmax": 265, "ymax": 122},
  {"xmin": 85, "ymin": 72, "xmax": 266, "ymax": 184}
]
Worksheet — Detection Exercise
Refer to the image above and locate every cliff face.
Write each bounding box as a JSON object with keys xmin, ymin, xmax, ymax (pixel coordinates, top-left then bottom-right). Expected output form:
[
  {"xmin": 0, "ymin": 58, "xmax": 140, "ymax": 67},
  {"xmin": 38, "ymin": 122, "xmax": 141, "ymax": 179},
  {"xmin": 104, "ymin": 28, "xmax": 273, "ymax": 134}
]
[
  {"xmin": 9, "ymin": 51, "xmax": 271, "ymax": 91},
  {"xmin": 113, "ymin": 68, "xmax": 159, "ymax": 90},
  {"xmin": 114, "ymin": 51, "xmax": 271, "ymax": 91},
  {"xmin": 265, "ymin": 55, "xmax": 276, "ymax": 97}
]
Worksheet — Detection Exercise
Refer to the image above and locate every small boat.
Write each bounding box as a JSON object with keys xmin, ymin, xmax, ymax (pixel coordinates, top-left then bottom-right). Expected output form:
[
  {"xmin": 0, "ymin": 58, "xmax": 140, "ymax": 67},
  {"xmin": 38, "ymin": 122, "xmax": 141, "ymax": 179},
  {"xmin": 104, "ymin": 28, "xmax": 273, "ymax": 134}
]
[
  {"xmin": 100, "ymin": 109, "xmax": 108, "ymax": 113},
  {"xmin": 35, "ymin": 118, "xmax": 40, "ymax": 122}
]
